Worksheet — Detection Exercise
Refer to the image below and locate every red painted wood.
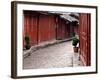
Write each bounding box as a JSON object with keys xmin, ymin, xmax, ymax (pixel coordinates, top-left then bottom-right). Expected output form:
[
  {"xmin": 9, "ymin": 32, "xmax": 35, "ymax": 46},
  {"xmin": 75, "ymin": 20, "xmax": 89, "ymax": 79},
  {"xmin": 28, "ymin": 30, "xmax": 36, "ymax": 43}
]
[
  {"xmin": 79, "ymin": 13, "xmax": 91, "ymax": 66},
  {"xmin": 23, "ymin": 11, "xmax": 74, "ymax": 48},
  {"xmin": 30, "ymin": 15, "xmax": 38, "ymax": 45},
  {"xmin": 49, "ymin": 16, "xmax": 56, "ymax": 41},
  {"xmin": 24, "ymin": 13, "xmax": 38, "ymax": 47},
  {"xmin": 38, "ymin": 15, "xmax": 55, "ymax": 43},
  {"xmin": 56, "ymin": 17, "xmax": 71, "ymax": 40}
]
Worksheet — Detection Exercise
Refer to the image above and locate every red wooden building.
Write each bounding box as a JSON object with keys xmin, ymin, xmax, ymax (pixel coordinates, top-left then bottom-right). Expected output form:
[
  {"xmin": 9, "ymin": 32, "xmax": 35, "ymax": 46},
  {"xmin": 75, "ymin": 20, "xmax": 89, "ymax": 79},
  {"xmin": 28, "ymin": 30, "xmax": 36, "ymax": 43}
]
[{"xmin": 23, "ymin": 11, "xmax": 74, "ymax": 47}]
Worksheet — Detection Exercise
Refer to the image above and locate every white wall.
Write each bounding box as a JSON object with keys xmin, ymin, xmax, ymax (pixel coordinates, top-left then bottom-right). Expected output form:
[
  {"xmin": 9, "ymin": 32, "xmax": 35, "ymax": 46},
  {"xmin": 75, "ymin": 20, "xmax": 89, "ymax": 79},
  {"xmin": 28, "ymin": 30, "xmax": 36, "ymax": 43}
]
[{"xmin": 0, "ymin": 0, "xmax": 100, "ymax": 80}]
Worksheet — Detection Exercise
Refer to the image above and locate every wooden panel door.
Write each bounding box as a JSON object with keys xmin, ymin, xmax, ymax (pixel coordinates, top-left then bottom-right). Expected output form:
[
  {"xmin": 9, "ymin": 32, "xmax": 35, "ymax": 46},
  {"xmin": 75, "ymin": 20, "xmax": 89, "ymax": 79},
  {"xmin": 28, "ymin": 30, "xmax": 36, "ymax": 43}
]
[
  {"xmin": 24, "ymin": 13, "xmax": 38, "ymax": 47},
  {"xmin": 79, "ymin": 13, "xmax": 91, "ymax": 66},
  {"xmin": 56, "ymin": 18, "xmax": 65, "ymax": 40},
  {"xmin": 38, "ymin": 15, "xmax": 50, "ymax": 42},
  {"xmin": 48, "ymin": 16, "xmax": 56, "ymax": 40},
  {"xmin": 38, "ymin": 15, "xmax": 55, "ymax": 43},
  {"xmin": 30, "ymin": 15, "xmax": 38, "ymax": 45}
]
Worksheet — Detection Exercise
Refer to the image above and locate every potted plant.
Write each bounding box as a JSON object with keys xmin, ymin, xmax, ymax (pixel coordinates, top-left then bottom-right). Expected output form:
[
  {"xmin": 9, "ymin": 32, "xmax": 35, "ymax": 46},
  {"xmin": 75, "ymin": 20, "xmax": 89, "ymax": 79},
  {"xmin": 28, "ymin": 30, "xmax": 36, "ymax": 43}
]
[
  {"xmin": 72, "ymin": 36, "xmax": 79, "ymax": 53},
  {"xmin": 24, "ymin": 35, "xmax": 31, "ymax": 50}
]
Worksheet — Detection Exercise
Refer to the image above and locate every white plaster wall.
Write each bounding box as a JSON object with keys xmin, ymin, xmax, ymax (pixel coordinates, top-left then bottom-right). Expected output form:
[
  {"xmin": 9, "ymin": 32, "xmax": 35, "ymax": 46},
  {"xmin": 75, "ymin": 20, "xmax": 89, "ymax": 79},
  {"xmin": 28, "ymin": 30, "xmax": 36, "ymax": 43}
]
[{"xmin": 0, "ymin": 0, "xmax": 100, "ymax": 80}]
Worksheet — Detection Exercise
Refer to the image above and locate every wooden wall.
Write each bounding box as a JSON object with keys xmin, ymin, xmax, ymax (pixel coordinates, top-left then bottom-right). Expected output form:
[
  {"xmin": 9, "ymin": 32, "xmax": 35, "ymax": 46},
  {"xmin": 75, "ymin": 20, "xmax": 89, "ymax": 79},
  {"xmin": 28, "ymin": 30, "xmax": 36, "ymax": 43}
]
[
  {"xmin": 23, "ymin": 11, "xmax": 74, "ymax": 48},
  {"xmin": 56, "ymin": 17, "xmax": 72, "ymax": 40},
  {"xmin": 24, "ymin": 12, "xmax": 38, "ymax": 46},
  {"xmin": 79, "ymin": 13, "xmax": 91, "ymax": 66},
  {"xmin": 38, "ymin": 15, "xmax": 56, "ymax": 43}
]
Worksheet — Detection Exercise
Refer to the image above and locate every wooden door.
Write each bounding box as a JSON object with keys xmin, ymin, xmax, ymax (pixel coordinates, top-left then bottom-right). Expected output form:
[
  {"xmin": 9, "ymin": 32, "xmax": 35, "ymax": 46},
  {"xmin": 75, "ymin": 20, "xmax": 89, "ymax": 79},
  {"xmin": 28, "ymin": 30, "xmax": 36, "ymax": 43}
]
[
  {"xmin": 79, "ymin": 13, "xmax": 91, "ymax": 66},
  {"xmin": 38, "ymin": 15, "xmax": 55, "ymax": 43},
  {"xmin": 24, "ymin": 12, "xmax": 38, "ymax": 47},
  {"xmin": 56, "ymin": 18, "xmax": 65, "ymax": 40}
]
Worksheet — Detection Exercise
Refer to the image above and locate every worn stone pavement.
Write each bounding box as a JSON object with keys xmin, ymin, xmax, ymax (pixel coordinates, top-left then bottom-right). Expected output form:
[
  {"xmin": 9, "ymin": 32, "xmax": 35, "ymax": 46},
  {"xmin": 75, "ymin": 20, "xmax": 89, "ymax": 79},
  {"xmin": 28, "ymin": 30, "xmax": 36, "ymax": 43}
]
[{"xmin": 23, "ymin": 41, "xmax": 83, "ymax": 69}]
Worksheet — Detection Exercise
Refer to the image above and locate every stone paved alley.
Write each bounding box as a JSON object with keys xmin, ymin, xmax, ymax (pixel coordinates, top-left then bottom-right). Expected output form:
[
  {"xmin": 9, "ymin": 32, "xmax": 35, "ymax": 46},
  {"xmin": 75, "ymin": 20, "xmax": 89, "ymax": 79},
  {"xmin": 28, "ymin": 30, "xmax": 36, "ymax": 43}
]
[{"xmin": 23, "ymin": 41, "xmax": 83, "ymax": 69}]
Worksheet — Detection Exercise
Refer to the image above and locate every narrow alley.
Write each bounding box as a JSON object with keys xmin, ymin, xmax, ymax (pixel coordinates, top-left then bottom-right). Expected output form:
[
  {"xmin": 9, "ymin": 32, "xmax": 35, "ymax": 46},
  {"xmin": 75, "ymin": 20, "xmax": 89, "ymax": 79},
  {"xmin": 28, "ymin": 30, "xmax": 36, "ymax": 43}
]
[{"xmin": 23, "ymin": 41, "xmax": 82, "ymax": 69}]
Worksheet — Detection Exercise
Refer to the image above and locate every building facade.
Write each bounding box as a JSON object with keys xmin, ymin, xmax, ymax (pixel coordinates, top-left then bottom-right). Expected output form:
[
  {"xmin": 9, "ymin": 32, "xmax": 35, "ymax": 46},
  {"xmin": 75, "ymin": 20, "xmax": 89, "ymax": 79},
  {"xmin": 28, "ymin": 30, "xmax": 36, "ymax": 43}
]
[{"xmin": 23, "ymin": 11, "xmax": 75, "ymax": 47}]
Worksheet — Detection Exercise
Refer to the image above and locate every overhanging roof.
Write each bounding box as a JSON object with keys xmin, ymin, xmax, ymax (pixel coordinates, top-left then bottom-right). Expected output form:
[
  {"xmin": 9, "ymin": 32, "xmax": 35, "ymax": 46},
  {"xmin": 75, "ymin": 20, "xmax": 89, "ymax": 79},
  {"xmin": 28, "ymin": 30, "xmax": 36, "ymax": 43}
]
[
  {"xmin": 49, "ymin": 11, "xmax": 79, "ymax": 22},
  {"xmin": 60, "ymin": 14, "xmax": 79, "ymax": 22}
]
